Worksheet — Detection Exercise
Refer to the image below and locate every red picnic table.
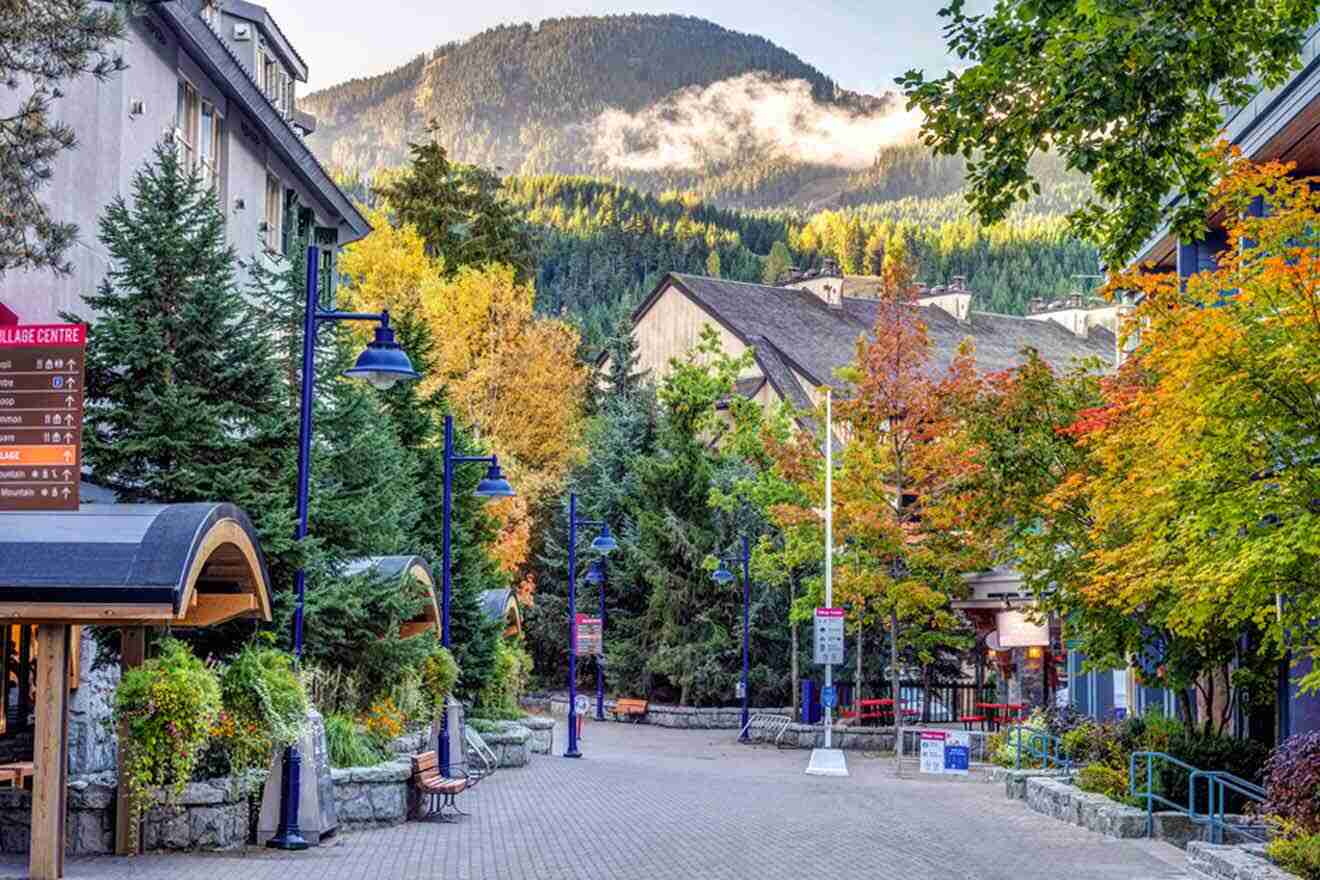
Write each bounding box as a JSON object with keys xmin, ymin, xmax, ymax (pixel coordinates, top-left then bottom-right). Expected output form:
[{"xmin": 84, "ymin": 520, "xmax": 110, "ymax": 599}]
[
  {"xmin": 855, "ymin": 698, "xmax": 920, "ymax": 727},
  {"xmin": 968, "ymin": 702, "xmax": 1026, "ymax": 731}
]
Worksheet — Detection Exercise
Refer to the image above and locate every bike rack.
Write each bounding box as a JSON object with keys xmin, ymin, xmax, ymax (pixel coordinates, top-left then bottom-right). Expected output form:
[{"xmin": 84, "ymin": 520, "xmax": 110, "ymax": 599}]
[{"xmin": 738, "ymin": 713, "xmax": 793, "ymax": 748}]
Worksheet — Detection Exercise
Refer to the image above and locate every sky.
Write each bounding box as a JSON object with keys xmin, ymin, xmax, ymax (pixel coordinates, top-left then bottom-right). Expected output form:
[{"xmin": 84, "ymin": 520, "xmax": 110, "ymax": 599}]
[{"xmin": 279, "ymin": 1, "xmax": 988, "ymax": 94}]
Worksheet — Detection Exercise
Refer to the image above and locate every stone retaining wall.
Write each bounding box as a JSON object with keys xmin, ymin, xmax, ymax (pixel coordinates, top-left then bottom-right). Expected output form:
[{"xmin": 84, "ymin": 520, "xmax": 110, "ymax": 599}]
[
  {"xmin": 523, "ymin": 697, "xmax": 794, "ymax": 730},
  {"xmin": 332, "ymin": 760, "xmax": 411, "ymax": 829},
  {"xmin": 467, "ymin": 723, "xmax": 530, "ymax": 768},
  {"xmin": 988, "ymin": 767, "xmax": 1071, "ymax": 801},
  {"xmin": 1017, "ymin": 776, "xmax": 1265, "ymax": 849},
  {"xmin": 1187, "ymin": 842, "xmax": 1298, "ymax": 880},
  {"xmin": 520, "ymin": 716, "xmax": 554, "ymax": 754}
]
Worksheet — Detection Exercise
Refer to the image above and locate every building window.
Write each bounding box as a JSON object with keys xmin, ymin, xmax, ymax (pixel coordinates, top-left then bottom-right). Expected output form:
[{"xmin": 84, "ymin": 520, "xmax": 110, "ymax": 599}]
[
  {"xmin": 175, "ymin": 79, "xmax": 200, "ymax": 169},
  {"xmin": 198, "ymin": 102, "xmax": 224, "ymax": 191},
  {"xmin": 264, "ymin": 174, "xmax": 284, "ymax": 253}
]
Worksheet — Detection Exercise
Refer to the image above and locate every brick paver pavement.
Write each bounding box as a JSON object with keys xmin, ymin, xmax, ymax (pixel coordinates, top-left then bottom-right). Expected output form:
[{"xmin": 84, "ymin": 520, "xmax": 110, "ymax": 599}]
[{"xmin": 1, "ymin": 720, "xmax": 1192, "ymax": 880}]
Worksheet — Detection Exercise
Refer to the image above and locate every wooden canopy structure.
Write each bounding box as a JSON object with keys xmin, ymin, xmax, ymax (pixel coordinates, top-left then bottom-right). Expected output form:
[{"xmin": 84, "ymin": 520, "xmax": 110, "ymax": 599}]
[
  {"xmin": 341, "ymin": 555, "xmax": 440, "ymax": 639},
  {"xmin": 481, "ymin": 588, "xmax": 523, "ymax": 638},
  {"xmin": 0, "ymin": 502, "xmax": 273, "ymax": 879}
]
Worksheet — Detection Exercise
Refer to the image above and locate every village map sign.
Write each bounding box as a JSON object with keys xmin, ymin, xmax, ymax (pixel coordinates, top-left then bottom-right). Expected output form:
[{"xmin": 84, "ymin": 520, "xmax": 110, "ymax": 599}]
[{"xmin": 0, "ymin": 323, "xmax": 86, "ymax": 511}]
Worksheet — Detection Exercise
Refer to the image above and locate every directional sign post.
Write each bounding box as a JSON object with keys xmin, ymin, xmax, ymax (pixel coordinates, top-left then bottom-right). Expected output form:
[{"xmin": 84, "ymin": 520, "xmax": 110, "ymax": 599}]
[
  {"xmin": 813, "ymin": 607, "xmax": 845, "ymax": 665},
  {"xmin": 574, "ymin": 614, "xmax": 603, "ymax": 657},
  {"xmin": 0, "ymin": 324, "xmax": 86, "ymax": 511}
]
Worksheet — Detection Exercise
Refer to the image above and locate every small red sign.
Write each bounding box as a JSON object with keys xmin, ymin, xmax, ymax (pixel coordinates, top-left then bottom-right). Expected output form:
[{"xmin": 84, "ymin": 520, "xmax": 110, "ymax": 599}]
[{"xmin": 815, "ymin": 607, "xmax": 845, "ymax": 618}]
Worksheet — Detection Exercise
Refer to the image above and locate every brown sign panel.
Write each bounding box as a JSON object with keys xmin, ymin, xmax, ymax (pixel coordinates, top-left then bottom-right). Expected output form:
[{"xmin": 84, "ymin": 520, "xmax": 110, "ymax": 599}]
[{"xmin": 0, "ymin": 324, "xmax": 86, "ymax": 510}]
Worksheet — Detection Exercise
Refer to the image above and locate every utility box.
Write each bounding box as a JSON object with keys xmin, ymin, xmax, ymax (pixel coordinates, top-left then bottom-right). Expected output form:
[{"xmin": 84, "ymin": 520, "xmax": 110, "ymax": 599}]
[
  {"xmin": 428, "ymin": 696, "xmax": 466, "ymax": 773},
  {"xmin": 257, "ymin": 708, "xmax": 338, "ymax": 846}
]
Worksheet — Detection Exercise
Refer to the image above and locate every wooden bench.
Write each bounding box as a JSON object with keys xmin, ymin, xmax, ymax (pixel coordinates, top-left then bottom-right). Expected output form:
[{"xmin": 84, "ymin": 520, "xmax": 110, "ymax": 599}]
[
  {"xmin": 410, "ymin": 752, "xmax": 469, "ymax": 821},
  {"xmin": 613, "ymin": 698, "xmax": 648, "ymax": 722}
]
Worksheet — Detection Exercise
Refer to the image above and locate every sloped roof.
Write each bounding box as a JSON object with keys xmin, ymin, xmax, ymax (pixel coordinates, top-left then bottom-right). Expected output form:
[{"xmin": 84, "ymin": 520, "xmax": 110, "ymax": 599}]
[{"xmin": 642, "ymin": 273, "xmax": 1113, "ymax": 393}]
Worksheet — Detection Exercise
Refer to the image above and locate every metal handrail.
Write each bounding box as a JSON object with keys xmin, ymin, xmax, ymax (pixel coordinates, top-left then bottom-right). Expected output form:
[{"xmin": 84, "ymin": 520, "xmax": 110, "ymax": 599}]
[
  {"xmin": 1130, "ymin": 751, "xmax": 1266, "ymax": 842},
  {"xmin": 1012, "ymin": 726, "xmax": 1073, "ymax": 771},
  {"xmin": 1190, "ymin": 770, "xmax": 1267, "ymax": 845}
]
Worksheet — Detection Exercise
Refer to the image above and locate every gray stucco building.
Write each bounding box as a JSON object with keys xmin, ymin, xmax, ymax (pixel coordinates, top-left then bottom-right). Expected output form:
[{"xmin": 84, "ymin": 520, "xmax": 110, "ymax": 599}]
[{"xmin": 0, "ymin": 0, "xmax": 369, "ymax": 324}]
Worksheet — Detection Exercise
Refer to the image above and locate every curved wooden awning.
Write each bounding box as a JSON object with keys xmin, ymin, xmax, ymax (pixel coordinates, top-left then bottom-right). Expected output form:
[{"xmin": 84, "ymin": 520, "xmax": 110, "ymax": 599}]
[
  {"xmin": 341, "ymin": 555, "xmax": 438, "ymax": 639},
  {"xmin": 481, "ymin": 587, "xmax": 522, "ymax": 638},
  {"xmin": 0, "ymin": 502, "xmax": 273, "ymax": 627}
]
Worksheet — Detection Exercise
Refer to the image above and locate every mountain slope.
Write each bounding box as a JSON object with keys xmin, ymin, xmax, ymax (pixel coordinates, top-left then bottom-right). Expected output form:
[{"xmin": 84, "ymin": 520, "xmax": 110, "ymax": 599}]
[{"xmin": 303, "ymin": 14, "xmax": 900, "ymax": 207}]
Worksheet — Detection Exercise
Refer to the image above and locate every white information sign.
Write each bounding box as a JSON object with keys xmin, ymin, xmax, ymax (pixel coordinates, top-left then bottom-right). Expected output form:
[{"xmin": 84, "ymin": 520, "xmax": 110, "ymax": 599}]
[
  {"xmin": 919, "ymin": 730, "xmax": 972, "ymax": 775},
  {"xmin": 813, "ymin": 607, "xmax": 845, "ymax": 665},
  {"xmin": 995, "ymin": 610, "xmax": 1050, "ymax": 648}
]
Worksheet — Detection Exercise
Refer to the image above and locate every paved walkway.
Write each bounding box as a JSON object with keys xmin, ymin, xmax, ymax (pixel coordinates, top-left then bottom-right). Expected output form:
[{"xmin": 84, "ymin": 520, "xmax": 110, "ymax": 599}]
[{"xmin": 2, "ymin": 720, "xmax": 1192, "ymax": 880}]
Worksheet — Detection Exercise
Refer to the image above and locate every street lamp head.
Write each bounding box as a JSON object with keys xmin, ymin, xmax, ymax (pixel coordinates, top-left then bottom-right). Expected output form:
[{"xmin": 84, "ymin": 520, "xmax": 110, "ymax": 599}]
[
  {"xmin": 711, "ymin": 561, "xmax": 735, "ymax": 585},
  {"xmin": 343, "ymin": 317, "xmax": 421, "ymax": 390},
  {"xmin": 590, "ymin": 523, "xmax": 617, "ymax": 555},
  {"xmin": 585, "ymin": 559, "xmax": 605, "ymax": 586},
  {"xmin": 475, "ymin": 457, "xmax": 515, "ymax": 498}
]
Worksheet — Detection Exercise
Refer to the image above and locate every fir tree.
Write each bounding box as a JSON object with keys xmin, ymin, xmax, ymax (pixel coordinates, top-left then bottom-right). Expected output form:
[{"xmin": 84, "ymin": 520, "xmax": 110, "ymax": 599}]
[
  {"xmin": 602, "ymin": 305, "xmax": 648, "ymax": 399},
  {"xmin": 77, "ymin": 142, "xmax": 294, "ymax": 546}
]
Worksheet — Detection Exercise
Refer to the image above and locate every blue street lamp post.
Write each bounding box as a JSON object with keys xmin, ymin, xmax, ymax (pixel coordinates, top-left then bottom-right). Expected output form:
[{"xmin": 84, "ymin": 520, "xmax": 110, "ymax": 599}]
[
  {"xmin": 439, "ymin": 414, "xmax": 514, "ymax": 775},
  {"xmin": 712, "ymin": 535, "xmax": 752, "ymax": 739},
  {"xmin": 566, "ymin": 492, "xmax": 615, "ymax": 758},
  {"xmin": 269, "ymin": 246, "xmax": 422, "ymax": 851},
  {"xmin": 586, "ymin": 559, "xmax": 606, "ymax": 721}
]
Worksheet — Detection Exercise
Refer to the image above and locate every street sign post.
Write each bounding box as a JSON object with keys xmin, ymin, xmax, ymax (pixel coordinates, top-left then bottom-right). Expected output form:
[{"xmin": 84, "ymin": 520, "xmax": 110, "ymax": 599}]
[
  {"xmin": 0, "ymin": 324, "xmax": 85, "ymax": 511},
  {"xmin": 820, "ymin": 685, "xmax": 837, "ymax": 709},
  {"xmin": 574, "ymin": 614, "xmax": 602, "ymax": 657},
  {"xmin": 813, "ymin": 607, "xmax": 845, "ymax": 665}
]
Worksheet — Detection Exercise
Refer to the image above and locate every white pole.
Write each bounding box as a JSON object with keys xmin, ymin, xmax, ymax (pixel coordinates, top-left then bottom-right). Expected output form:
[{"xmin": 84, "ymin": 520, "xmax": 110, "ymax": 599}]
[{"xmin": 824, "ymin": 388, "xmax": 833, "ymax": 749}]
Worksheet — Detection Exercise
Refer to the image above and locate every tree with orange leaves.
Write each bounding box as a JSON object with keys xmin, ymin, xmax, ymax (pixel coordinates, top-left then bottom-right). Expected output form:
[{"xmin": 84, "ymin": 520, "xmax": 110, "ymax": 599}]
[{"xmin": 1043, "ymin": 153, "xmax": 1320, "ymax": 726}]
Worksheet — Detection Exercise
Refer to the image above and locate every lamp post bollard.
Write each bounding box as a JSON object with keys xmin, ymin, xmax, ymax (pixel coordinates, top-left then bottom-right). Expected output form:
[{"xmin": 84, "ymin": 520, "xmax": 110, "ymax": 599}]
[
  {"xmin": 712, "ymin": 537, "xmax": 753, "ymax": 741},
  {"xmin": 439, "ymin": 413, "xmax": 514, "ymax": 776},
  {"xmin": 269, "ymin": 246, "xmax": 421, "ymax": 851},
  {"xmin": 741, "ymin": 535, "xmax": 750, "ymax": 739},
  {"xmin": 565, "ymin": 492, "xmax": 615, "ymax": 758}
]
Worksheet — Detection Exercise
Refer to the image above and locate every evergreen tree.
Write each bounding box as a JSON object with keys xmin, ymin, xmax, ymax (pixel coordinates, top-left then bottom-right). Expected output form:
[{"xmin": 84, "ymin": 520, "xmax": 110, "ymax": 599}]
[
  {"xmin": 602, "ymin": 305, "xmax": 648, "ymax": 399},
  {"xmin": 762, "ymin": 240, "xmax": 792, "ymax": 284},
  {"xmin": 3, "ymin": 0, "xmax": 125, "ymax": 276},
  {"xmin": 77, "ymin": 141, "xmax": 295, "ymax": 553}
]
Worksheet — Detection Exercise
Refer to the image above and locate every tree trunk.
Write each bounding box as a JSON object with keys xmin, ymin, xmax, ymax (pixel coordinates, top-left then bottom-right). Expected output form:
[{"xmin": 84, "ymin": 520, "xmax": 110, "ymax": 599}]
[
  {"xmin": 855, "ymin": 623, "xmax": 863, "ymax": 709},
  {"xmin": 922, "ymin": 663, "xmax": 932, "ymax": 724},
  {"xmin": 891, "ymin": 608, "xmax": 902, "ymax": 757},
  {"xmin": 790, "ymin": 577, "xmax": 799, "ymax": 719}
]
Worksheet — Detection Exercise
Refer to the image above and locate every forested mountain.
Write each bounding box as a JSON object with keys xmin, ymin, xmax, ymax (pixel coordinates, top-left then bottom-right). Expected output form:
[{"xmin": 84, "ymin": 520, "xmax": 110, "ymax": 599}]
[{"xmin": 316, "ymin": 14, "xmax": 1101, "ymax": 348}]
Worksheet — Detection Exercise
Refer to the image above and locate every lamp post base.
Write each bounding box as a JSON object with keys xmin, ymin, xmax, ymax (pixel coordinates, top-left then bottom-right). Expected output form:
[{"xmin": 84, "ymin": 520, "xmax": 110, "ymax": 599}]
[
  {"xmin": 563, "ymin": 749, "xmax": 582, "ymax": 759},
  {"xmin": 266, "ymin": 832, "xmax": 309, "ymax": 851}
]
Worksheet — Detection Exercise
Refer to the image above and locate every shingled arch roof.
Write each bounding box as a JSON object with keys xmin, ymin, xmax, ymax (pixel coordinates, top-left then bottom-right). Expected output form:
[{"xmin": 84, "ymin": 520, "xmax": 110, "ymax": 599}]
[
  {"xmin": 341, "ymin": 555, "xmax": 439, "ymax": 639},
  {"xmin": 0, "ymin": 502, "xmax": 272, "ymax": 626}
]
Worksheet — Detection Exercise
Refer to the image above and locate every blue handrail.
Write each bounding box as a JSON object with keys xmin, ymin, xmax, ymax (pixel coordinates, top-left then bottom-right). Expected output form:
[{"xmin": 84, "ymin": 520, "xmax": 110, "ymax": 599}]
[
  {"xmin": 1013, "ymin": 726, "xmax": 1073, "ymax": 771},
  {"xmin": 1130, "ymin": 751, "xmax": 1266, "ymax": 843}
]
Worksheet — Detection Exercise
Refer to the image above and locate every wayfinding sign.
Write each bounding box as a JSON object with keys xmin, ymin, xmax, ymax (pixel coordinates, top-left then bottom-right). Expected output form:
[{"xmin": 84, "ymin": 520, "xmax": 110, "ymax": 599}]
[
  {"xmin": 0, "ymin": 323, "xmax": 85, "ymax": 511},
  {"xmin": 813, "ymin": 607, "xmax": 845, "ymax": 665},
  {"xmin": 919, "ymin": 729, "xmax": 971, "ymax": 776},
  {"xmin": 574, "ymin": 614, "xmax": 603, "ymax": 656}
]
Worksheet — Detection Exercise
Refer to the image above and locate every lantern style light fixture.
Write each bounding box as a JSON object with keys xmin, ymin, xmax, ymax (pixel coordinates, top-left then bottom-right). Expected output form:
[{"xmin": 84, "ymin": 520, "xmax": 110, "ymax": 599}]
[{"xmin": 342, "ymin": 320, "xmax": 421, "ymax": 390}]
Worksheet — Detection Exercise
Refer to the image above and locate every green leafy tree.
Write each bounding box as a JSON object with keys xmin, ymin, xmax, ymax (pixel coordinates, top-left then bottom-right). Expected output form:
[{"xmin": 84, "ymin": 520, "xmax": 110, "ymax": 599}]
[
  {"xmin": 2, "ymin": 0, "xmax": 125, "ymax": 275},
  {"xmin": 898, "ymin": 0, "xmax": 1319, "ymax": 265},
  {"xmin": 762, "ymin": 240, "xmax": 792, "ymax": 284}
]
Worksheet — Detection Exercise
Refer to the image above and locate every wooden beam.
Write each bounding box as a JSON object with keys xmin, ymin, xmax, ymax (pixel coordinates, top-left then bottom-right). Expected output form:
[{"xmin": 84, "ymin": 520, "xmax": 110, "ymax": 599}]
[
  {"xmin": 399, "ymin": 621, "xmax": 435, "ymax": 639},
  {"xmin": 0, "ymin": 604, "xmax": 173, "ymax": 624},
  {"xmin": 114, "ymin": 628, "xmax": 146, "ymax": 857},
  {"xmin": 173, "ymin": 594, "xmax": 257, "ymax": 628},
  {"xmin": 29, "ymin": 624, "xmax": 70, "ymax": 880}
]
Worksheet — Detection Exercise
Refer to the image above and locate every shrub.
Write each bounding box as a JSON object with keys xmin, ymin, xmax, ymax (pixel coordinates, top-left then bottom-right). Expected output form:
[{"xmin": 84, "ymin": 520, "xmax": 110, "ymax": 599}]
[
  {"xmin": 476, "ymin": 642, "xmax": 532, "ymax": 718},
  {"xmin": 1075, "ymin": 763, "xmax": 1132, "ymax": 803},
  {"xmin": 991, "ymin": 714, "xmax": 1051, "ymax": 768},
  {"xmin": 216, "ymin": 643, "xmax": 308, "ymax": 773},
  {"xmin": 300, "ymin": 662, "xmax": 366, "ymax": 716},
  {"xmin": 361, "ymin": 696, "xmax": 406, "ymax": 746},
  {"xmin": 1263, "ymin": 732, "xmax": 1320, "ymax": 833},
  {"xmin": 420, "ymin": 646, "xmax": 461, "ymax": 715},
  {"xmin": 324, "ymin": 712, "xmax": 385, "ymax": 768},
  {"xmin": 114, "ymin": 639, "xmax": 221, "ymax": 851},
  {"xmin": 1160, "ymin": 730, "xmax": 1270, "ymax": 813},
  {"xmin": 1267, "ymin": 827, "xmax": 1320, "ymax": 880}
]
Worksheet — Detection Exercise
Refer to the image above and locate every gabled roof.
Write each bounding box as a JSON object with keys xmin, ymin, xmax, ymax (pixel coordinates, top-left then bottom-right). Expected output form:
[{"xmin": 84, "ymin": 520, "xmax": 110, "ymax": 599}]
[
  {"xmin": 223, "ymin": 0, "xmax": 309, "ymax": 81},
  {"xmin": 635, "ymin": 273, "xmax": 1114, "ymax": 397},
  {"xmin": 159, "ymin": 3, "xmax": 370, "ymax": 242}
]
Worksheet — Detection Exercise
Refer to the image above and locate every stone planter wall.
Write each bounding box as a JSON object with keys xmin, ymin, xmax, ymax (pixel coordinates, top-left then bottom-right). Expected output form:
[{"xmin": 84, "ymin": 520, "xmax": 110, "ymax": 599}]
[
  {"xmin": 1017, "ymin": 776, "xmax": 1264, "ymax": 849},
  {"xmin": 989, "ymin": 767, "xmax": 1072, "ymax": 801},
  {"xmin": 1187, "ymin": 842, "xmax": 1298, "ymax": 880},
  {"xmin": 520, "ymin": 716, "xmax": 554, "ymax": 754},
  {"xmin": 332, "ymin": 760, "xmax": 411, "ymax": 830},
  {"xmin": 523, "ymin": 696, "xmax": 794, "ymax": 730},
  {"xmin": 775, "ymin": 723, "xmax": 897, "ymax": 751},
  {"xmin": 467, "ymin": 723, "xmax": 530, "ymax": 768}
]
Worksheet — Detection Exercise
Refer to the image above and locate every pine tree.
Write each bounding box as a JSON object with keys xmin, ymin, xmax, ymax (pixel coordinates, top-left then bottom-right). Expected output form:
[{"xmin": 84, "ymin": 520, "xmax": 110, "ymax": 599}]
[
  {"xmin": 77, "ymin": 142, "xmax": 294, "ymax": 547},
  {"xmin": 2, "ymin": 0, "xmax": 125, "ymax": 276},
  {"xmin": 762, "ymin": 241, "xmax": 792, "ymax": 285},
  {"xmin": 602, "ymin": 305, "xmax": 648, "ymax": 399}
]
